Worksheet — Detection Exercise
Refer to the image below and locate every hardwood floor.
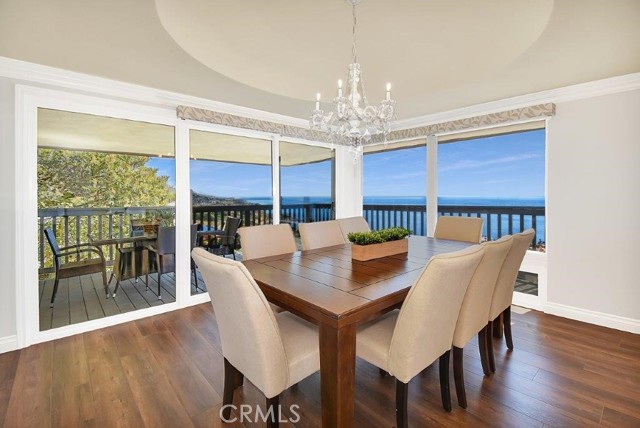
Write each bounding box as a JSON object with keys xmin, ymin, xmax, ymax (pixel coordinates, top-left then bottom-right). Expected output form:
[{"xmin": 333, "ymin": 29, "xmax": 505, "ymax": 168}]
[{"xmin": 2, "ymin": 305, "xmax": 639, "ymax": 427}]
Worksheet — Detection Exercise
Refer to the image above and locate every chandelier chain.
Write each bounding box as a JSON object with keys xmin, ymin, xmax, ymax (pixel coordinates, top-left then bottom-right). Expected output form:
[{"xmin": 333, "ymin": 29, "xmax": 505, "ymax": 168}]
[{"xmin": 351, "ymin": 4, "xmax": 357, "ymax": 63}]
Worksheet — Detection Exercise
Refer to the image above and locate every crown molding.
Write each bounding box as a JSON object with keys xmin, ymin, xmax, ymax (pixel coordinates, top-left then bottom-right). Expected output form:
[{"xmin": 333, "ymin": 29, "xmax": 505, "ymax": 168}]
[
  {"xmin": 0, "ymin": 56, "xmax": 309, "ymax": 128},
  {"xmin": 393, "ymin": 73, "xmax": 640, "ymax": 131}
]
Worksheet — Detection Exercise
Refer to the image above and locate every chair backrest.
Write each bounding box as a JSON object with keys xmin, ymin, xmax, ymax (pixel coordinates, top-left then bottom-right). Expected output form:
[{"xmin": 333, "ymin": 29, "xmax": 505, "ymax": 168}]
[
  {"xmin": 238, "ymin": 224, "xmax": 297, "ymax": 260},
  {"xmin": 337, "ymin": 216, "xmax": 371, "ymax": 240},
  {"xmin": 156, "ymin": 226, "xmax": 176, "ymax": 255},
  {"xmin": 221, "ymin": 216, "xmax": 242, "ymax": 245},
  {"xmin": 190, "ymin": 224, "xmax": 198, "ymax": 250},
  {"xmin": 191, "ymin": 248, "xmax": 289, "ymax": 398},
  {"xmin": 299, "ymin": 220, "xmax": 346, "ymax": 250},
  {"xmin": 434, "ymin": 216, "xmax": 483, "ymax": 243},
  {"xmin": 489, "ymin": 229, "xmax": 535, "ymax": 321},
  {"xmin": 43, "ymin": 228, "xmax": 60, "ymax": 257},
  {"xmin": 453, "ymin": 235, "xmax": 513, "ymax": 348},
  {"xmin": 388, "ymin": 244, "xmax": 484, "ymax": 383}
]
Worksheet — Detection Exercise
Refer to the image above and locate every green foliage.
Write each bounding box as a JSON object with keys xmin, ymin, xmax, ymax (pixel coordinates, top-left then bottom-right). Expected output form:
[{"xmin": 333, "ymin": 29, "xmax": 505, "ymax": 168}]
[
  {"xmin": 347, "ymin": 227, "xmax": 410, "ymax": 245},
  {"xmin": 38, "ymin": 148, "xmax": 174, "ymax": 208}
]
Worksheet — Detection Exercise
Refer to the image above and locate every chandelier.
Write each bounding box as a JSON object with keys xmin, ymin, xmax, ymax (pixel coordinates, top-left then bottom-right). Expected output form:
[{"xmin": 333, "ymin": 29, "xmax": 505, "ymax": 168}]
[{"xmin": 310, "ymin": 0, "xmax": 396, "ymax": 158}]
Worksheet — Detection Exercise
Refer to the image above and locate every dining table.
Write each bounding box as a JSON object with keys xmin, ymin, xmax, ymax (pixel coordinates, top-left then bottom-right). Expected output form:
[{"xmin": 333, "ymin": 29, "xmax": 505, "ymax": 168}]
[{"xmin": 242, "ymin": 235, "xmax": 473, "ymax": 428}]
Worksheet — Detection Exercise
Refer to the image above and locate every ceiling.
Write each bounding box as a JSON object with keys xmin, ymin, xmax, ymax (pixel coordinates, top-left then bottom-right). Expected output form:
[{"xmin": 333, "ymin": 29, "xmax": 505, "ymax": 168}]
[{"xmin": 2, "ymin": 0, "xmax": 639, "ymax": 120}]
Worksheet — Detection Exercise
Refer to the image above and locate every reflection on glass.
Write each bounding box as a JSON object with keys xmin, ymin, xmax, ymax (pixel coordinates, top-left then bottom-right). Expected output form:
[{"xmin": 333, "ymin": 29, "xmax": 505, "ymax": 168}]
[
  {"xmin": 279, "ymin": 142, "xmax": 334, "ymax": 245},
  {"xmin": 189, "ymin": 130, "xmax": 273, "ymax": 294},
  {"xmin": 37, "ymin": 108, "xmax": 176, "ymax": 331},
  {"xmin": 363, "ymin": 144, "xmax": 427, "ymax": 234}
]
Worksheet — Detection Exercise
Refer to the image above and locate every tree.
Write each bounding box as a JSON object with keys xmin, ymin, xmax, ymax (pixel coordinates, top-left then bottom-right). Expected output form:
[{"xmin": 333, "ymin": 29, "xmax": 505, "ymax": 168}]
[{"xmin": 38, "ymin": 149, "xmax": 174, "ymax": 208}]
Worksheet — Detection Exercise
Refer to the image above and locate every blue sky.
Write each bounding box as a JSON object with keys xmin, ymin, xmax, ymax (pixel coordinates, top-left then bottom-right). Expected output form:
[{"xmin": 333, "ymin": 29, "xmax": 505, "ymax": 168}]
[{"xmin": 147, "ymin": 129, "xmax": 545, "ymax": 199}]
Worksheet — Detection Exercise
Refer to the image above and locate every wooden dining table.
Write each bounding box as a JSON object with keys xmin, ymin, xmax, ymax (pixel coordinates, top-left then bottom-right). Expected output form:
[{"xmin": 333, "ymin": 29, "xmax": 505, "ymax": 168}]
[{"xmin": 243, "ymin": 235, "xmax": 472, "ymax": 428}]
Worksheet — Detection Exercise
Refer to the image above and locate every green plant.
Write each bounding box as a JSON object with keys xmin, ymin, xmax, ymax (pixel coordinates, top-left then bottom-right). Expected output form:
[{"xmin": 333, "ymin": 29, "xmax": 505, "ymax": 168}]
[{"xmin": 347, "ymin": 227, "xmax": 410, "ymax": 245}]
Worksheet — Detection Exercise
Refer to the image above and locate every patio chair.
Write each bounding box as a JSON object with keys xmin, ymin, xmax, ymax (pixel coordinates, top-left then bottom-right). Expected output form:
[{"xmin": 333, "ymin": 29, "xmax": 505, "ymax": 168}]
[
  {"xmin": 43, "ymin": 228, "xmax": 108, "ymax": 307},
  {"xmin": 145, "ymin": 224, "xmax": 199, "ymax": 299},
  {"xmin": 207, "ymin": 216, "xmax": 242, "ymax": 260}
]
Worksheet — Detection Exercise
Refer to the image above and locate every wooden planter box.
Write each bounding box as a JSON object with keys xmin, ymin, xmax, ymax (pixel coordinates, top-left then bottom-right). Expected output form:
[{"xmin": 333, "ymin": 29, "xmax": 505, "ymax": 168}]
[{"xmin": 351, "ymin": 238, "xmax": 408, "ymax": 261}]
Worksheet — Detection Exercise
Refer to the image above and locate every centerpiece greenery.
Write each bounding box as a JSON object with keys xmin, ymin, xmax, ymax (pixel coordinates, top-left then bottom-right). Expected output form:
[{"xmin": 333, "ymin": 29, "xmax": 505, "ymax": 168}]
[{"xmin": 347, "ymin": 227, "xmax": 411, "ymax": 261}]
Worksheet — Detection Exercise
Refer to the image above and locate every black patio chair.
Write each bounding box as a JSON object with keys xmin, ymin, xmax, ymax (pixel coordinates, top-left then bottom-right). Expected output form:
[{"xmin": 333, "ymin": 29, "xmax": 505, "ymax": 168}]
[
  {"xmin": 44, "ymin": 228, "xmax": 108, "ymax": 307},
  {"xmin": 207, "ymin": 216, "xmax": 242, "ymax": 260}
]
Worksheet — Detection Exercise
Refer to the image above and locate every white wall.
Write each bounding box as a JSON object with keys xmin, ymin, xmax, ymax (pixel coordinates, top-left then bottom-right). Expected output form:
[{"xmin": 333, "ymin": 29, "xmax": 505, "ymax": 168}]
[
  {"xmin": 546, "ymin": 89, "xmax": 640, "ymax": 329},
  {"xmin": 0, "ymin": 77, "xmax": 17, "ymax": 345}
]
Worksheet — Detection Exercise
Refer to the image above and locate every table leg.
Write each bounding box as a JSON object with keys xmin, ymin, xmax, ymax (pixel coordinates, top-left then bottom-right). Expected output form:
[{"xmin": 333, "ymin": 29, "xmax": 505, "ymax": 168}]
[{"xmin": 319, "ymin": 323, "xmax": 356, "ymax": 428}]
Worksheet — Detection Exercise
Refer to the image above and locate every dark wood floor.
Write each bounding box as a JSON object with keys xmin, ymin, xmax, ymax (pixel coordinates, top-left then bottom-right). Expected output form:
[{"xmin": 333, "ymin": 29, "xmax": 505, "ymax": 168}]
[{"xmin": 2, "ymin": 304, "xmax": 639, "ymax": 427}]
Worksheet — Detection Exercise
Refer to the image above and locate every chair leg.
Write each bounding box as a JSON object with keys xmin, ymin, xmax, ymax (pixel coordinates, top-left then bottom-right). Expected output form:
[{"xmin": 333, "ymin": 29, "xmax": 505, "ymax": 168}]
[
  {"xmin": 379, "ymin": 368, "xmax": 389, "ymax": 377},
  {"xmin": 192, "ymin": 259, "xmax": 199, "ymax": 292},
  {"xmin": 504, "ymin": 307, "xmax": 514, "ymax": 350},
  {"xmin": 396, "ymin": 379, "xmax": 409, "ymax": 428},
  {"xmin": 493, "ymin": 312, "xmax": 504, "ymax": 338},
  {"xmin": 156, "ymin": 254, "xmax": 162, "ymax": 300},
  {"xmin": 266, "ymin": 395, "xmax": 280, "ymax": 428},
  {"xmin": 222, "ymin": 358, "xmax": 244, "ymax": 420},
  {"xmin": 101, "ymin": 268, "xmax": 109, "ymax": 297},
  {"xmin": 50, "ymin": 276, "xmax": 60, "ymax": 308},
  {"xmin": 478, "ymin": 326, "xmax": 491, "ymax": 376},
  {"xmin": 439, "ymin": 349, "xmax": 452, "ymax": 412},
  {"xmin": 453, "ymin": 346, "xmax": 467, "ymax": 408},
  {"xmin": 487, "ymin": 322, "xmax": 496, "ymax": 373}
]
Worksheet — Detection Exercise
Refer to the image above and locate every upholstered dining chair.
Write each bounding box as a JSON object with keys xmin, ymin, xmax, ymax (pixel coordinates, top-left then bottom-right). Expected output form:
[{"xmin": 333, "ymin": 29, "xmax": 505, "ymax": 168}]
[
  {"xmin": 237, "ymin": 223, "xmax": 297, "ymax": 260},
  {"xmin": 44, "ymin": 228, "xmax": 108, "ymax": 307},
  {"xmin": 337, "ymin": 216, "xmax": 371, "ymax": 240},
  {"xmin": 191, "ymin": 248, "xmax": 320, "ymax": 428},
  {"xmin": 356, "ymin": 245, "xmax": 484, "ymax": 428},
  {"xmin": 299, "ymin": 220, "xmax": 345, "ymax": 250},
  {"xmin": 434, "ymin": 216, "xmax": 483, "ymax": 243},
  {"xmin": 451, "ymin": 235, "xmax": 513, "ymax": 408},
  {"xmin": 486, "ymin": 229, "xmax": 535, "ymax": 372}
]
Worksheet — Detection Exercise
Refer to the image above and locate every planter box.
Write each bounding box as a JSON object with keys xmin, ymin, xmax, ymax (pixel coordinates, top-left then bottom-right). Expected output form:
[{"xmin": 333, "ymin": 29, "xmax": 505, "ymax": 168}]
[{"xmin": 351, "ymin": 238, "xmax": 409, "ymax": 261}]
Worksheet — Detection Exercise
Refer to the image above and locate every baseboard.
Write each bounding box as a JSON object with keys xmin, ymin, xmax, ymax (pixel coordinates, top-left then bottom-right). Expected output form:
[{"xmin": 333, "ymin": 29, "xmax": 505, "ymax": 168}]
[
  {"xmin": 0, "ymin": 335, "xmax": 18, "ymax": 354},
  {"xmin": 545, "ymin": 302, "xmax": 640, "ymax": 334}
]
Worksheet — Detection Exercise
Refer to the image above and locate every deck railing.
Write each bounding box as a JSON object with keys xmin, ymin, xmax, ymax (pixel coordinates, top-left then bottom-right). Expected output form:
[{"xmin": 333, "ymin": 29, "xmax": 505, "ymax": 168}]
[{"xmin": 38, "ymin": 203, "xmax": 545, "ymax": 271}]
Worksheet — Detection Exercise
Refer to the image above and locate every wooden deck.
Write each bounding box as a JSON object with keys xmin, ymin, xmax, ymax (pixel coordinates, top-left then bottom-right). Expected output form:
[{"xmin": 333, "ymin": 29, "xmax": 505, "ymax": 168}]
[
  {"xmin": 38, "ymin": 270, "xmax": 206, "ymax": 331},
  {"xmin": 3, "ymin": 304, "xmax": 639, "ymax": 427}
]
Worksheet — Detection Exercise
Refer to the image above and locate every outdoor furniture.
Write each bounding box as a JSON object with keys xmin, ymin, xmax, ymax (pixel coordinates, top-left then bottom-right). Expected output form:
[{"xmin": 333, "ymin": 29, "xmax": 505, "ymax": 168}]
[
  {"xmin": 242, "ymin": 236, "xmax": 474, "ymax": 428},
  {"xmin": 299, "ymin": 220, "xmax": 345, "ymax": 250},
  {"xmin": 434, "ymin": 216, "xmax": 483, "ymax": 243},
  {"xmin": 487, "ymin": 229, "xmax": 535, "ymax": 372},
  {"xmin": 146, "ymin": 224, "xmax": 199, "ymax": 299},
  {"xmin": 205, "ymin": 216, "xmax": 242, "ymax": 259},
  {"xmin": 337, "ymin": 216, "xmax": 371, "ymax": 240},
  {"xmin": 451, "ymin": 235, "xmax": 513, "ymax": 408},
  {"xmin": 44, "ymin": 228, "xmax": 108, "ymax": 307},
  {"xmin": 192, "ymin": 248, "xmax": 320, "ymax": 428}
]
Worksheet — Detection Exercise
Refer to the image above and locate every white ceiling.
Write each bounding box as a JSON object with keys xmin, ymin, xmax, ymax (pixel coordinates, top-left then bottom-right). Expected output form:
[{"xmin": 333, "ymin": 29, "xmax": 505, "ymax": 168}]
[{"xmin": 1, "ymin": 0, "xmax": 639, "ymax": 120}]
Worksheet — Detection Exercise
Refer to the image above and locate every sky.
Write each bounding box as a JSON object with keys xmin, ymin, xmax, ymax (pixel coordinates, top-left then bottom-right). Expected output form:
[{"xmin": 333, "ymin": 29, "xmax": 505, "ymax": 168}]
[{"xmin": 147, "ymin": 129, "xmax": 545, "ymax": 200}]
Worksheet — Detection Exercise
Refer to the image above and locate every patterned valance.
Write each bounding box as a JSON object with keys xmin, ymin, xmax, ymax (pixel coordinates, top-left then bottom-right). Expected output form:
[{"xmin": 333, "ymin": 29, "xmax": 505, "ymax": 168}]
[{"xmin": 176, "ymin": 103, "xmax": 556, "ymax": 143}]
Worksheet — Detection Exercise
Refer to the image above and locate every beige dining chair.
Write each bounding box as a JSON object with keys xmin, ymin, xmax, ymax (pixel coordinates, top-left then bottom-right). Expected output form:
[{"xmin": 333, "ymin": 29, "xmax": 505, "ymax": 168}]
[
  {"xmin": 487, "ymin": 229, "xmax": 535, "ymax": 372},
  {"xmin": 356, "ymin": 245, "xmax": 484, "ymax": 428},
  {"xmin": 237, "ymin": 223, "xmax": 297, "ymax": 260},
  {"xmin": 451, "ymin": 235, "xmax": 513, "ymax": 408},
  {"xmin": 299, "ymin": 220, "xmax": 345, "ymax": 250},
  {"xmin": 434, "ymin": 216, "xmax": 483, "ymax": 243},
  {"xmin": 191, "ymin": 248, "xmax": 320, "ymax": 428},
  {"xmin": 337, "ymin": 216, "xmax": 371, "ymax": 240}
]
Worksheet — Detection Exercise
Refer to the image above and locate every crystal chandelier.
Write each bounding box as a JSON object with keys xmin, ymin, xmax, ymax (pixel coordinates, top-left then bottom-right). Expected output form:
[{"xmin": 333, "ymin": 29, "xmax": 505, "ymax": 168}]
[{"xmin": 310, "ymin": 0, "xmax": 396, "ymax": 158}]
